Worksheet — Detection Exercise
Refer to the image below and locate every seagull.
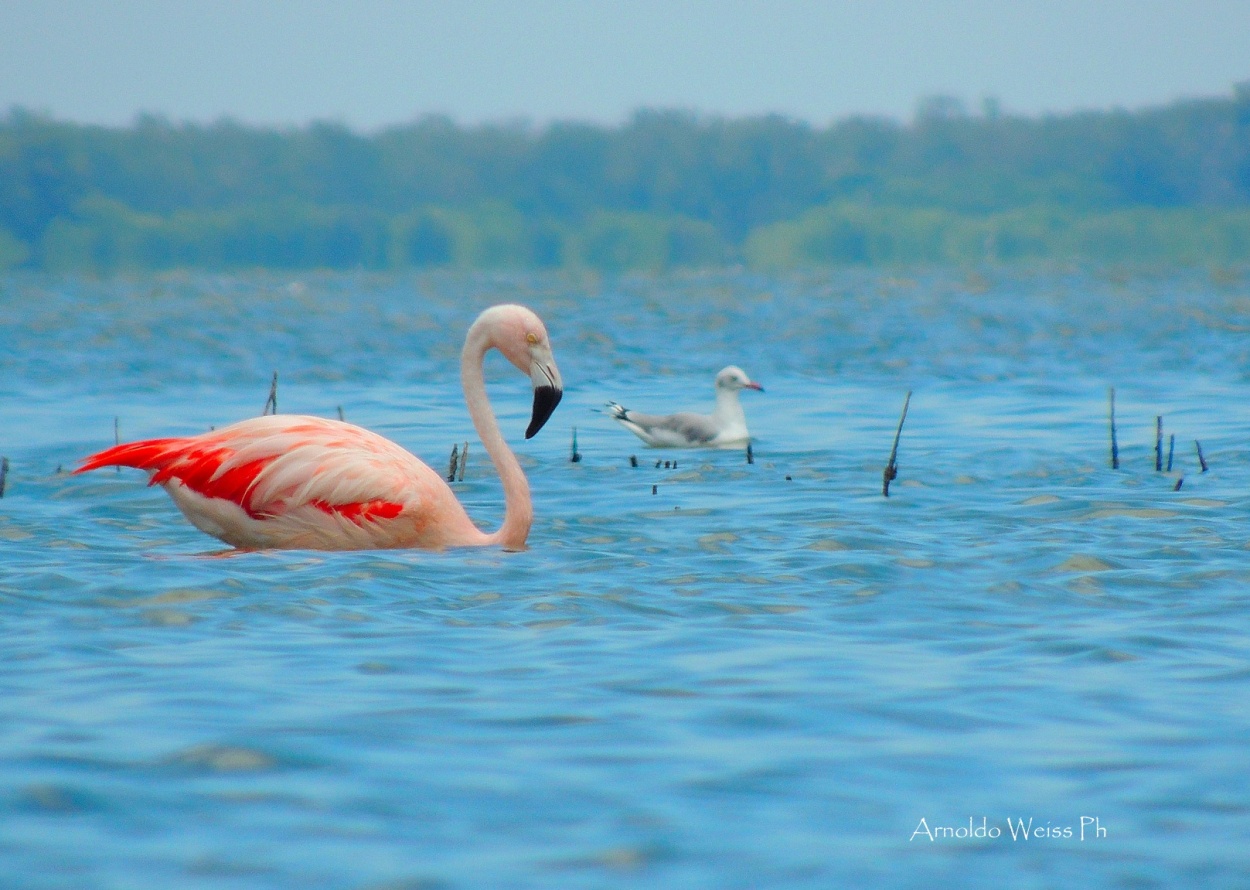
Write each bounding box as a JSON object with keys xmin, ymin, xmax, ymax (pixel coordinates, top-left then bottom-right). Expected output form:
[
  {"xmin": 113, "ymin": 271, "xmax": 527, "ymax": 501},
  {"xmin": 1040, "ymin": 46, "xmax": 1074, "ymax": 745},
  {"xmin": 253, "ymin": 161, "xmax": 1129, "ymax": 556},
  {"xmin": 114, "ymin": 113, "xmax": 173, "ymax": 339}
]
[{"xmin": 605, "ymin": 366, "xmax": 762, "ymax": 448}]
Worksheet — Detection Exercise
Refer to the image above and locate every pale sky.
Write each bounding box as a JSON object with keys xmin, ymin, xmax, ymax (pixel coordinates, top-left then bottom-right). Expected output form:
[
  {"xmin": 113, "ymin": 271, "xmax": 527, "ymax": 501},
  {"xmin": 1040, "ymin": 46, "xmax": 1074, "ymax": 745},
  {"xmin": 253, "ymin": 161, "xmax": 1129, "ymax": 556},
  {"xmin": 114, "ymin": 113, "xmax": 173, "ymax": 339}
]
[{"xmin": 2, "ymin": 0, "xmax": 1248, "ymax": 131}]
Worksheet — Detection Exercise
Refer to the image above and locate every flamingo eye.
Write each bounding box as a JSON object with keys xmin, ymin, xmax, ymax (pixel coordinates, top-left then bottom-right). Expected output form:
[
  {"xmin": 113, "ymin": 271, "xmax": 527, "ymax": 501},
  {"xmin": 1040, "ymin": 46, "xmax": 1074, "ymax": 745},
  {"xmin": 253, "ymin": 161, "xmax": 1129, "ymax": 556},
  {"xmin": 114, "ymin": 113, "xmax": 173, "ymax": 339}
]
[{"xmin": 526, "ymin": 332, "xmax": 539, "ymax": 345}]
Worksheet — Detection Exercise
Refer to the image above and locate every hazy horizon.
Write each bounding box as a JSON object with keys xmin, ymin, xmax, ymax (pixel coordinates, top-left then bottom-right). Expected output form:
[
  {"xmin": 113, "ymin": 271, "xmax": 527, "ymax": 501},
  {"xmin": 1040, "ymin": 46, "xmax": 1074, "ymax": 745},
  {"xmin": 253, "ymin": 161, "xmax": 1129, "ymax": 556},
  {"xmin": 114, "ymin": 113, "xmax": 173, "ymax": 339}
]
[{"xmin": 2, "ymin": 1, "xmax": 1248, "ymax": 132}]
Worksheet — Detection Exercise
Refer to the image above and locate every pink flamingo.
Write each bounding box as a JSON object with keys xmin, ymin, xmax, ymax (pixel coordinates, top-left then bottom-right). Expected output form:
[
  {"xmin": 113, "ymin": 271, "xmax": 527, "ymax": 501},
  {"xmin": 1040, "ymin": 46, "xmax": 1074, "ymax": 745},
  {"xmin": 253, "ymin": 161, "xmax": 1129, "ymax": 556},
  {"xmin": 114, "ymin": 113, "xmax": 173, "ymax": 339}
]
[{"xmin": 76, "ymin": 304, "xmax": 563, "ymax": 551}]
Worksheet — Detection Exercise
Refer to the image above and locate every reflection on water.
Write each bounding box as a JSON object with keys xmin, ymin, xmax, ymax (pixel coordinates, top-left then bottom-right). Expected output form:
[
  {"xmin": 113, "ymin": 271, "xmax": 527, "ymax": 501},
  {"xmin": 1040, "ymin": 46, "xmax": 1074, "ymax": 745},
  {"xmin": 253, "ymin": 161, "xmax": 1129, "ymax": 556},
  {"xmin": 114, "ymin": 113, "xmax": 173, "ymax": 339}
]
[{"xmin": 2, "ymin": 268, "xmax": 1250, "ymax": 887}]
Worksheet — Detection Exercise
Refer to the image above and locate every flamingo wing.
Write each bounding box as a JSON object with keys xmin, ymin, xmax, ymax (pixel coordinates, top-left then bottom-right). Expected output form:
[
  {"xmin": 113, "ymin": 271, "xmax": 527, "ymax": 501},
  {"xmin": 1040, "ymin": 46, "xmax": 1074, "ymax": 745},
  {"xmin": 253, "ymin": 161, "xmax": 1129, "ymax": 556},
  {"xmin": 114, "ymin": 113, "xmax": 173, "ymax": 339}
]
[{"xmin": 77, "ymin": 415, "xmax": 471, "ymax": 549}]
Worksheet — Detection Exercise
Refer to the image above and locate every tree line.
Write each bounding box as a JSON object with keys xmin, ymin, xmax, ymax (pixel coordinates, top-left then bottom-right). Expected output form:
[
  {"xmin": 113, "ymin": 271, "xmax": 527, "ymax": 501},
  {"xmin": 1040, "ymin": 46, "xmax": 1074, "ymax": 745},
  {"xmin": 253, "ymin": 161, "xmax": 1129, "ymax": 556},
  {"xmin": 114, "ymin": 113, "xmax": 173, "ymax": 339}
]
[{"xmin": 2, "ymin": 84, "xmax": 1249, "ymax": 272}]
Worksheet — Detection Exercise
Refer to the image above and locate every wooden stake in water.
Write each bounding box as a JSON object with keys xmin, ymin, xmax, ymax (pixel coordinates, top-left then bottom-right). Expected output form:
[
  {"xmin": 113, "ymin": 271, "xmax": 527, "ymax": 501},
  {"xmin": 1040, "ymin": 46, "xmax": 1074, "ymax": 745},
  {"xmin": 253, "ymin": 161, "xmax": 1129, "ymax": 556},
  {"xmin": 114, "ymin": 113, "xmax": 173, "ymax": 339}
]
[
  {"xmin": 570, "ymin": 427, "xmax": 581, "ymax": 463},
  {"xmin": 1108, "ymin": 387, "xmax": 1119, "ymax": 469},
  {"xmin": 447, "ymin": 444, "xmax": 459, "ymax": 482},
  {"xmin": 1195, "ymin": 440, "xmax": 1209, "ymax": 472},
  {"xmin": 263, "ymin": 372, "xmax": 278, "ymax": 416},
  {"xmin": 458, "ymin": 442, "xmax": 468, "ymax": 482},
  {"xmin": 746, "ymin": 442, "xmax": 754, "ymax": 465},
  {"xmin": 337, "ymin": 405, "xmax": 344, "ymax": 421},
  {"xmin": 630, "ymin": 455, "xmax": 638, "ymax": 467},
  {"xmin": 0, "ymin": 456, "xmax": 8, "ymax": 498},
  {"xmin": 1166, "ymin": 434, "xmax": 1175, "ymax": 472},
  {"xmin": 883, "ymin": 391, "xmax": 912, "ymax": 498},
  {"xmin": 1155, "ymin": 416, "xmax": 1163, "ymax": 472}
]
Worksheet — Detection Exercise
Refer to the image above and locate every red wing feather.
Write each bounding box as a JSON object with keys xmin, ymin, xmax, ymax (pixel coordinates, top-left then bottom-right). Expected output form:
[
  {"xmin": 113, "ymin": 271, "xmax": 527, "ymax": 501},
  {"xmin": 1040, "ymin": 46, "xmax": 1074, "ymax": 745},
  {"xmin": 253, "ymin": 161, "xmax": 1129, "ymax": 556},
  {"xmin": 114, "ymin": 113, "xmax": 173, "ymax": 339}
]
[
  {"xmin": 75, "ymin": 439, "xmax": 185, "ymax": 474},
  {"xmin": 78, "ymin": 438, "xmax": 271, "ymax": 516},
  {"xmin": 309, "ymin": 499, "xmax": 405, "ymax": 525},
  {"xmin": 78, "ymin": 434, "xmax": 405, "ymax": 525}
]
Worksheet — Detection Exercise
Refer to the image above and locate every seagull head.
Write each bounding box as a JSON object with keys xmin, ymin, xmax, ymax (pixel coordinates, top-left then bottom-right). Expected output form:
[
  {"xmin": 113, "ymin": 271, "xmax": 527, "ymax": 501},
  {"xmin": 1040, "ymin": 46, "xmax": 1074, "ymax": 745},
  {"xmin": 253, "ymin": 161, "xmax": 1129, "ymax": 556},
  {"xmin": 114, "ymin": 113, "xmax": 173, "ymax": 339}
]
[{"xmin": 715, "ymin": 365, "xmax": 763, "ymax": 394}]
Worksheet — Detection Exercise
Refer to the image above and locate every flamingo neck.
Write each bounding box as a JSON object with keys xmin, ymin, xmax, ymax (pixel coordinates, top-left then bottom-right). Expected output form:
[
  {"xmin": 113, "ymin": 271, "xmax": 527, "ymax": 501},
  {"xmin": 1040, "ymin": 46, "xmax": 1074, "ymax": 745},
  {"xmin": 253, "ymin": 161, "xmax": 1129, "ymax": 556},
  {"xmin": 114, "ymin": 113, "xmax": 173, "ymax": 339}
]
[{"xmin": 461, "ymin": 322, "xmax": 532, "ymax": 549}]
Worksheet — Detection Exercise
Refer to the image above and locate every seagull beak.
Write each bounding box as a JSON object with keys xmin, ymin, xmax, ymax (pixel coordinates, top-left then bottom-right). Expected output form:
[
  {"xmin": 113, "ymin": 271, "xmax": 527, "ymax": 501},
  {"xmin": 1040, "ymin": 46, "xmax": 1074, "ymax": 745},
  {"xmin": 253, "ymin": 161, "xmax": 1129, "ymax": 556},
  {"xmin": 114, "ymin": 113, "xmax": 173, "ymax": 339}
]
[
  {"xmin": 746, "ymin": 381, "xmax": 764, "ymax": 392},
  {"xmin": 527, "ymin": 361, "xmax": 564, "ymax": 439}
]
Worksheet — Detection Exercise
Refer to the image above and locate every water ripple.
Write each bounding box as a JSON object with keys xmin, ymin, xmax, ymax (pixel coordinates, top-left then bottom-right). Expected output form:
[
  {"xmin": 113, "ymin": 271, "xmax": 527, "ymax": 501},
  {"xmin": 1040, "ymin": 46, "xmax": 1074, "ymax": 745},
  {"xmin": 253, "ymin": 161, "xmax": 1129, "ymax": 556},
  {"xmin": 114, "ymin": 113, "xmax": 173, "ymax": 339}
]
[{"xmin": 2, "ymin": 269, "xmax": 1249, "ymax": 887}]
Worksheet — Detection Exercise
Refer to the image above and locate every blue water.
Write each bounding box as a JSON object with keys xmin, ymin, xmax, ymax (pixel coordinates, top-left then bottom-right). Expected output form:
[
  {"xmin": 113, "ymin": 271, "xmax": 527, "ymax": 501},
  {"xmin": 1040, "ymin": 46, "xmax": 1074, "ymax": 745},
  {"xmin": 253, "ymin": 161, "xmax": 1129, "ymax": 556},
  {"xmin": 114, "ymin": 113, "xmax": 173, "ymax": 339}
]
[{"xmin": 2, "ymin": 268, "xmax": 1249, "ymax": 888}]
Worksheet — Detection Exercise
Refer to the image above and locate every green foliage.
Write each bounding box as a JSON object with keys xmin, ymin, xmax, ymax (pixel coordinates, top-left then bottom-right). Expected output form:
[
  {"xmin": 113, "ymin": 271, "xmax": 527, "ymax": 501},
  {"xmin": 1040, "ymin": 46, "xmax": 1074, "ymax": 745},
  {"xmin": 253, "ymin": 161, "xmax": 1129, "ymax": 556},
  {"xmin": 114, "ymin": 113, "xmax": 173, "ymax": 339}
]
[
  {"xmin": 4, "ymin": 87, "xmax": 1250, "ymax": 271},
  {"xmin": 40, "ymin": 196, "xmax": 394, "ymax": 271},
  {"xmin": 743, "ymin": 203, "xmax": 1250, "ymax": 268},
  {"xmin": 570, "ymin": 211, "xmax": 726, "ymax": 272}
]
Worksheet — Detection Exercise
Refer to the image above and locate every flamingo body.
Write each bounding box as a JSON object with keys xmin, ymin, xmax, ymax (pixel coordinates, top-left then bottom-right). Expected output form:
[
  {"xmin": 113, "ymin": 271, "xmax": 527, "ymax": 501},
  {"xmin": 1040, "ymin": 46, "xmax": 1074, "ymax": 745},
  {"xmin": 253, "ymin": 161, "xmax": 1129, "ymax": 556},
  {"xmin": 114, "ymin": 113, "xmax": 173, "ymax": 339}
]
[
  {"xmin": 77, "ymin": 304, "xmax": 563, "ymax": 551},
  {"xmin": 78, "ymin": 415, "xmax": 480, "ymax": 550}
]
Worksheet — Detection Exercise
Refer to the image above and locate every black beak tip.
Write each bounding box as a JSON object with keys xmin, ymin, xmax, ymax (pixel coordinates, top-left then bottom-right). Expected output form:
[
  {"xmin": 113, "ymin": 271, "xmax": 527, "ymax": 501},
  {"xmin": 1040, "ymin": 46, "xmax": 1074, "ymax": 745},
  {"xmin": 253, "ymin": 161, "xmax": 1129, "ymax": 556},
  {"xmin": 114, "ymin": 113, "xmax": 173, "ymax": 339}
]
[{"xmin": 526, "ymin": 386, "xmax": 563, "ymax": 439}]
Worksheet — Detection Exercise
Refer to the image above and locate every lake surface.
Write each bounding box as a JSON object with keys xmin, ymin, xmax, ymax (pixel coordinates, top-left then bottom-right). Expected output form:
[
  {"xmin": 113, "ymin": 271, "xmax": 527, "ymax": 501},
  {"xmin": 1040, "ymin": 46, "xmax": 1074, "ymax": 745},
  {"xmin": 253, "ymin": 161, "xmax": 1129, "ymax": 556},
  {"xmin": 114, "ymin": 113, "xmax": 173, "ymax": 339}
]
[{"xmin": 2, "ymin": 268, "xmax": 1249, "ymax": 888}]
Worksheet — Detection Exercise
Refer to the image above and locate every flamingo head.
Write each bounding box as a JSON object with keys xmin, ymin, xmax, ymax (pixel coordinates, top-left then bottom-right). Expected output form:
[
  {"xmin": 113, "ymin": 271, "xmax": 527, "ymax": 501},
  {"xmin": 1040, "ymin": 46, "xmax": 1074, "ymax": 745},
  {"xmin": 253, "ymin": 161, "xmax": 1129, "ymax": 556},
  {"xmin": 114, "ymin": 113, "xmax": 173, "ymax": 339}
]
[
  {"xmin": 481, "ymin": 304, "xmax": 565, "ymax": 439},
  {"xmin": 715, "ymin": 365, "xmax": 763, "ymax": 394}
]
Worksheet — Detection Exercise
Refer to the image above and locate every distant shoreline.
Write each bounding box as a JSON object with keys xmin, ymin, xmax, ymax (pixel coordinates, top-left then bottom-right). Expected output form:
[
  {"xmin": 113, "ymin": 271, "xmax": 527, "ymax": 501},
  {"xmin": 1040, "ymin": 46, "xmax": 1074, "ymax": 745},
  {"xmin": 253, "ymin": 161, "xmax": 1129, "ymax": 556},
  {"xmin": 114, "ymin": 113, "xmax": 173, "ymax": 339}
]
[{"xmin": 4, "ymin": 85, "xmax": 1250, "ymax": 272}]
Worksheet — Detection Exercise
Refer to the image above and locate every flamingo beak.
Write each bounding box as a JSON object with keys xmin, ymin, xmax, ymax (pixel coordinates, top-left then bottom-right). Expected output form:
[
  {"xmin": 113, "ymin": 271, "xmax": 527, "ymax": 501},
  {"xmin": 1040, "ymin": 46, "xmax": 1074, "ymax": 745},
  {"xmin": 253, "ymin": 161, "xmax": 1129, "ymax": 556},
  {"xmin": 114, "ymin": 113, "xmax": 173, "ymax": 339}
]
[{"xmin": 527, "ymin": 361, "xmax": 563, "ymax": 439}]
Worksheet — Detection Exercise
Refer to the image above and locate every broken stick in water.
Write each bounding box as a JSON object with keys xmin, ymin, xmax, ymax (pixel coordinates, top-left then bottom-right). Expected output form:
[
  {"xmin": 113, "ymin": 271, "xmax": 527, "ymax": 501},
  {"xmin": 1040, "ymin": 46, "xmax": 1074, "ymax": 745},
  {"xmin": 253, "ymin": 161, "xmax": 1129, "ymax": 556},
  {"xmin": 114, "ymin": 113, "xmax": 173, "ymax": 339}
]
[
  {"xmin": 114, "ymin": 416, "xmax": 121, "ymax": 472},
  {"xmin": 447, "ymin": 444, "xmax": 459, "ymax": 482},
  {"xmin": 1108, "ymin": 387, "xmax": 1119, "ymax": 469},
  {"xmin": 1173, "ymin": 476, "xmax": 1184, "ymax": 491},
  {"xmin": 263, "ymin": 372, "xmax": 278, "ymax": 416},
  {"xmin": 883, "ymin": 390, "xmax": 912, "ymax": 497},
  {"xmin": 1195, "ymin": 440, "xmax": 1208, "ymax": 472},
  {"xmin": 337, "ymin": 405, "xmax": 344, "ymax": 421},
  {"xmin": 570, "ymin": 427, "xmax": 581, "ymax": 463},
  {"xmin": 1166, "ymin": 433, "xmax": 1175, "ymax": 472},
  {"xmin": 458, "ymin": 442, "xmax": 467, "ymax": 482},
  {"xmin": 0, "ymin": 456, "xmax": 8, "ymax": 498},
  {"xmin": 630, "ymin": 455, "xmax": 638, "ymax": 467},
  {"xmin": 746, "ymin": 442, "xmax": 754, "ymax": 465},
  {"xmin": 1154, "ymin": 416, "xmax": 1163, "ymax": 472}
]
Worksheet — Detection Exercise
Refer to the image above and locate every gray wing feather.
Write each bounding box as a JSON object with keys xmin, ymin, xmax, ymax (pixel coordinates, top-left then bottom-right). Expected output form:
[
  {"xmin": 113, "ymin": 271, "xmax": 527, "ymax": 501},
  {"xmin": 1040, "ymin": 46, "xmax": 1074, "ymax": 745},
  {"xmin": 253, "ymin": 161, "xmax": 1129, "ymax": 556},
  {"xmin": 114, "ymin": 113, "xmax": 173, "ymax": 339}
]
[{"xmin": 625, "ymin": 411, "xmax": 718, "ymax": 444}]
